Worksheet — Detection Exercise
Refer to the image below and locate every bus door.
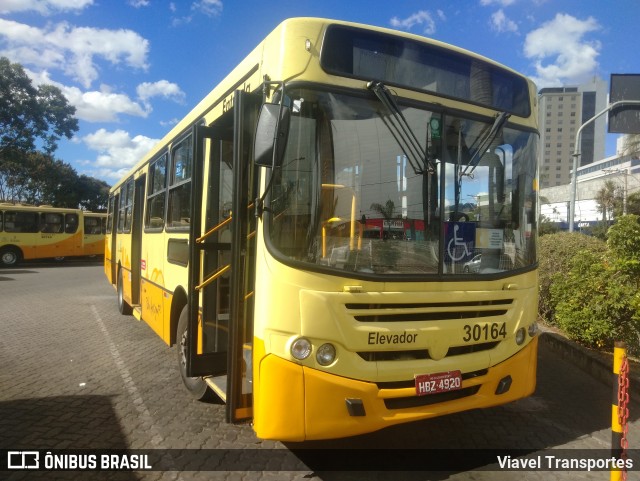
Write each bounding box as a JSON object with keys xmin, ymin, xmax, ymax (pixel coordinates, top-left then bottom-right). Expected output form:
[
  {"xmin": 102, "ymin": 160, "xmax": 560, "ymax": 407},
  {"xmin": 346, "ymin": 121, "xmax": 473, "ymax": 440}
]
[
  {"xmin": 109, "ymin": 194, "xmax": 119, "ymax": 284},
  {"xmin": 187, "ymin": 90, "xmax": 261, "ymax": 424},
  {"xmin": 131, "ymin": 175, "xmax": 145, "ymax": 305}
]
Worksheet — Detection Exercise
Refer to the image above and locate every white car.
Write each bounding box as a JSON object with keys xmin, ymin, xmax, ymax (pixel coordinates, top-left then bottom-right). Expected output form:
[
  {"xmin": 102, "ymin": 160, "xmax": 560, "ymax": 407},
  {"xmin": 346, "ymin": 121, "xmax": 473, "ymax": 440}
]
[{"xmin": 463, "ymin": 254, "xmax": 481, "ymax": 273}]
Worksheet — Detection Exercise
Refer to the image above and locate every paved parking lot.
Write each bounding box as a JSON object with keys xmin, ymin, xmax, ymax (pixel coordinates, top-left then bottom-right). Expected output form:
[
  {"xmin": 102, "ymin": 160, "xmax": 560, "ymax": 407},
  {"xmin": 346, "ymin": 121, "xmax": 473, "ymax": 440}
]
[{"xmin": 0, "ymin": 262, "xmax": 638, "ymax": 480}]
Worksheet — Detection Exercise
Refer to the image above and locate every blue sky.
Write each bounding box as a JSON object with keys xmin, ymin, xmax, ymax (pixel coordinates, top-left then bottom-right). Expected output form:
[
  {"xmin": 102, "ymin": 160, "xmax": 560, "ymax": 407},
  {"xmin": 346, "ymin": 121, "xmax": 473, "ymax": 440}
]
[{"xmin": 1, "ymin": 0, "xmax": 638, "ymax": 185}]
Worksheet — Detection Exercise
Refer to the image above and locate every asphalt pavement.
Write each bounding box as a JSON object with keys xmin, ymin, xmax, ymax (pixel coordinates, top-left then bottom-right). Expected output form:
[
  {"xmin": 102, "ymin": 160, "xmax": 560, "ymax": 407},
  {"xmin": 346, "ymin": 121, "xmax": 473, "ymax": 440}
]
[{"xmin": 0, "ymin": 261, "xmax": 638, "ymax": 480}]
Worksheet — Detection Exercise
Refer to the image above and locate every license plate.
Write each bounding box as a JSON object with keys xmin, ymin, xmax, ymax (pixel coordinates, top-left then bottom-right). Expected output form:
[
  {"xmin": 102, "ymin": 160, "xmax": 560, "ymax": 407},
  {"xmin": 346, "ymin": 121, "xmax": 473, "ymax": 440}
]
[{"xmin": 415, "ymin": 370, "xmax": 462, "ymax": 396}]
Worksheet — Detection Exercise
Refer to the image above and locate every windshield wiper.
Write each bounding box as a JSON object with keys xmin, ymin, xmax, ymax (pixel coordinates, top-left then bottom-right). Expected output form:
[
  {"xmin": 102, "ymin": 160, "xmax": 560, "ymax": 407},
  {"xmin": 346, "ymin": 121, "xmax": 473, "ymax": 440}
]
[
  {"xmin": 452, "ymin": 111, "xmax": 510, "ymax": 220},
  {"xmin": 461, "ymin": 111, "xmax": 510, "ymax": 178},
  {"xmin": 367, "ymin": 81, "xmax": 436, "ymax": 174}
]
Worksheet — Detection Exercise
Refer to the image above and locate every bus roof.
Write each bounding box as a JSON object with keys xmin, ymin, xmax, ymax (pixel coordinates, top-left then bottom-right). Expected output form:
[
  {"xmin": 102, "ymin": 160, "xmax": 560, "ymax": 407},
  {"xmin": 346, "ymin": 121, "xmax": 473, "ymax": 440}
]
[{"xmin": 109, "ymin": 17, "xmax": 535, "ymax": 192}]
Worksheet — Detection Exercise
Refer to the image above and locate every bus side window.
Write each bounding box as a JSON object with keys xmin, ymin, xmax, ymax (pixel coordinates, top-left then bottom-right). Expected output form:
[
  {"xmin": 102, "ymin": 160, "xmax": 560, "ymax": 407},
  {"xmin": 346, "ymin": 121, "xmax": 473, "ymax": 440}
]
[
  {"xmin": 145, "ymin": 153, "xmax": 167, "ymax": 230},
  {"xmin": 41, "ymin": 213, "xmax": 64, "ymax": 233},
  {"xmin": 65, "ymin": 214, "xmax": 79, "ymax": 233},
  {"xmin": 5, "ymin": 211, "xmax": 39, "ymax": 233},
  {"xmin": 84, "ymin": 217, "xmax": 101, "ymax": 235},
  {"xmin": 167, "ymin": 135, "xmax": 192, "ymax": 229}
]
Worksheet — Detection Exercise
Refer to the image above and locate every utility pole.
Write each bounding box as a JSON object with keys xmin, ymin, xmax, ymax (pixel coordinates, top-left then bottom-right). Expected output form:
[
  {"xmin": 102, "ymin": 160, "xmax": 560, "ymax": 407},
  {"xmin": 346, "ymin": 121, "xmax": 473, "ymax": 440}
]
[{"xmin": 569, "ymin": 100, "xmax": 640, "ymax": 232}]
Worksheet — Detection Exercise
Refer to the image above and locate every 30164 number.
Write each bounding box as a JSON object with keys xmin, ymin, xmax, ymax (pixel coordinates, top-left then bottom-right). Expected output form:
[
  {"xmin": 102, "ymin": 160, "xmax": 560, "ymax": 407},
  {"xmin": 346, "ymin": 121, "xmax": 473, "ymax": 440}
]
[{"xmin": 463, "ymin": 322, "xmax": 507, "ymax": 342}]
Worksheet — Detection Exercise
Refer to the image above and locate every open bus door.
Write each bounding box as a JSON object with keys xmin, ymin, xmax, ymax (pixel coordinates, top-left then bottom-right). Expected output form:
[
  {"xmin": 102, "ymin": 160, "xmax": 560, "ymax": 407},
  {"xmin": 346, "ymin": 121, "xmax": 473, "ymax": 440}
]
[{"xmin": 186, "ymin": 90, "xmax": 260, "ymax": 424}]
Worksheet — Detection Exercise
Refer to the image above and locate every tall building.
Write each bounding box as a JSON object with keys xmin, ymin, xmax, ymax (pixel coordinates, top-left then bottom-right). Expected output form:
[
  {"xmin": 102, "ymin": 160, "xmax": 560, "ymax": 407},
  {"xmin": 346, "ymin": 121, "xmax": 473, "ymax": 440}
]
[{"xmin": 538, "ymin": 78, "xmax": 607, "ymax": 188}]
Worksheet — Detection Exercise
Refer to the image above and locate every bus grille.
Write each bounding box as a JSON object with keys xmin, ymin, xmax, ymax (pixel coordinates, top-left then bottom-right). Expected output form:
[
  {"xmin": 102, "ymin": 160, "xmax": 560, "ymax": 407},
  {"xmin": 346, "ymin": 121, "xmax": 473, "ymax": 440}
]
[{"xmin": 346, "ymin": 299, "xmax": 512, "ymax": 323}]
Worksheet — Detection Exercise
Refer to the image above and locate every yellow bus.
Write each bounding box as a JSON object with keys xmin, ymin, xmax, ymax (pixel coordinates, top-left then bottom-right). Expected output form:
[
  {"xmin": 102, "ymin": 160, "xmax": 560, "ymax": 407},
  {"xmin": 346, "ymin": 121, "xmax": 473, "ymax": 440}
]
[
  {"xmin": 0, "ymin": 204, "xmax": 106, "ymax": 266},
  {"xmin": 105, "ymin": 17, "xmax": 539, "ymax": 441}
]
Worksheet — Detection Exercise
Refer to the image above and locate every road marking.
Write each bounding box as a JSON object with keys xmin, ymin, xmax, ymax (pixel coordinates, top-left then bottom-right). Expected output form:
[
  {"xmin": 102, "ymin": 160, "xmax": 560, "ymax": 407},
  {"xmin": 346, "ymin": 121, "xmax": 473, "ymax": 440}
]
[{"xmin": 91, "ymin": 305, "xmax": 165, "ymax": 448}]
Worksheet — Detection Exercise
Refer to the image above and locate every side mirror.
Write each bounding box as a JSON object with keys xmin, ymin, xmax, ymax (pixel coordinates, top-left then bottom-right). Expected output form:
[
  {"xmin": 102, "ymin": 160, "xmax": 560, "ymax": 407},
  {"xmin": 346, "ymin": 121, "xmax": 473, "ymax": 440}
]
[{"xmin": 254, "ymin": 103, "xmax": 290, "ymax": 168}]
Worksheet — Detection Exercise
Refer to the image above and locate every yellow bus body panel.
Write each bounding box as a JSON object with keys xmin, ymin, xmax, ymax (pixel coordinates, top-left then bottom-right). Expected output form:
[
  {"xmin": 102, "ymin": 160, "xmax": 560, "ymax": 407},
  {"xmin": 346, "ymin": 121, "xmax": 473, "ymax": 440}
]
[{"xmin": 140, "ymin": 278, "xmax": 166, "ymax": 339}]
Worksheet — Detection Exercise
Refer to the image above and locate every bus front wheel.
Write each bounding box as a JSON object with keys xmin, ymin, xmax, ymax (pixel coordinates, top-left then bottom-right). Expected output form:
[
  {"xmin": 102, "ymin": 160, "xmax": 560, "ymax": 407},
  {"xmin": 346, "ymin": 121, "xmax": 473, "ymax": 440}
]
[
  {"xmin": 117, "ymin": 269, "xmax": 132, "ymax": 315},
  {"xmin": 177, "ymin": 305, "xmax": 210, "ymax": 400},
  {"xmin": 0, "ymin": 246, "xmax": 22, "ymax": 267}
]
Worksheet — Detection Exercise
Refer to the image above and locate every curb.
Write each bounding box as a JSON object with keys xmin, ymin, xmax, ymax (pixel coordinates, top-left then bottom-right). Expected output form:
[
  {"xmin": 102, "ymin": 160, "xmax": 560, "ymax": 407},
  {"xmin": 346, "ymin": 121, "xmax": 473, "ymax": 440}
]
[{"xmin": 539, "ymin": 330, "xmax": 640, "ymax": 397}]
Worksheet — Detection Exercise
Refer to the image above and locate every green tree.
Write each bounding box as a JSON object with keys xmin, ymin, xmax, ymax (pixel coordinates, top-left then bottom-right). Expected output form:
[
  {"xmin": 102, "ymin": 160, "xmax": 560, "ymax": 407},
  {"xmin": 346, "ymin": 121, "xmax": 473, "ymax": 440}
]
[
  {"xmin": 595, "ymin": 180, "xmax": 620, "ymax": 223},
  {"xmin": 622, "ymin": 134, "xmax": 640, "ymax": 156},
  {"xmin": 626, "ymin": 191, "xmax": 640, "ymax": 216},
  {"xmin": 370, "ymin": 199, "xmax": 397, "ymax": 220},
  {"xmin": 0, "ymin": 150, "xmax": 109, "ymax": 209},
  {"xmin": 0, "ymin": 57, "xmax": 78, "ymax": 155},
  {"xmin": 76, "ymin": 175, "xmax": 110, "ymax": 212}
]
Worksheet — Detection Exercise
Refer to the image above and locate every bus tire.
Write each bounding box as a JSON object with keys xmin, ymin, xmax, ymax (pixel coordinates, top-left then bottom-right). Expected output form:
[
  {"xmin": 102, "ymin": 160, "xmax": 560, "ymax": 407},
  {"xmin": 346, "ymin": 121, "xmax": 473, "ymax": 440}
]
[
  {"xmin": 0, "ymin": 246, "xmax": 22, "ymax": 267},
  {"xmin": 117, "ymin": 268, "xmax": 133, "ymax": 315},
  {"xmin": 177, "ymin": 305, "xmax": 211, "ymax": 400}
]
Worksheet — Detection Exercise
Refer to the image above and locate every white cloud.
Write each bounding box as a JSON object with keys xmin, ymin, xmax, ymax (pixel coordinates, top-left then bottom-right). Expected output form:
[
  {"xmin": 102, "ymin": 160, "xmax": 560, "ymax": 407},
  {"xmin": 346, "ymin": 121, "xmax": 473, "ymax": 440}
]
[
  {"xmin": 0, "ymin": 18, "xmax": 149, "ymax": 88},
  {"xmin": 192, "ymin": 0, "xmax": 222, "ymax": 17},
  {"xmin": 491, "ymin": 9, "xmax": 518, "ymax": 33},
  {"xmin": 0, "ymin": 0, "xmax": 94, "ymax": 15},
  {"xmin": 524, "ymin": 13, "xmax": 601, "ymax": 87},
  {"xmin": 65, "ymin": 86, "xmax": 148, "ymax": 122},
  {"xmin": 27, "ymin": 69, "xmax": 185, "ymax": 123},
  {"xmin": 128, "ymin": 0, "xmax": 149, "ymax": 7},
  {"xmin": 137, "ymin": 80, "xmax": 186, "ymax": 107},
  {"xmin": 480, "ymin": 0, "xmax": 516, "ymax": 6},
  {"xmin": 83, "ymin": 128, "xmax": 159, "ymax": 177},
  {"xmin": 171, "ymin": 0, "xmax": 222, "ymax": 25},
  {"xmin": 390, "ymin": 11, "xmax": 438, "ymax": 35},
  {"xmin": 160, "ymin": 118, "xmax": 180, "ymax": 127},
  {"xmin": 26, "ymin": 69, "xmax": 148, "ymax": 122}
]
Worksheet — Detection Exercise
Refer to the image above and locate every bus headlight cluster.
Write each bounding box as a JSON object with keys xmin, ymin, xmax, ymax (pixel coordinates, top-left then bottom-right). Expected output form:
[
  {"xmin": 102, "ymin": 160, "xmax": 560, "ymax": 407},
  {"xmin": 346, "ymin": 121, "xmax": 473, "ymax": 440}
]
[
  {"xmin": 290, "ymin": 338, "xmax": 312, "ymax": 360},
  {"xmin": 290, "ymin": 338, "xmax": 337, "ymax": 365},
  {"xmin": 316, "ymin": 343, "xmax": 336, "ymax": 366}
]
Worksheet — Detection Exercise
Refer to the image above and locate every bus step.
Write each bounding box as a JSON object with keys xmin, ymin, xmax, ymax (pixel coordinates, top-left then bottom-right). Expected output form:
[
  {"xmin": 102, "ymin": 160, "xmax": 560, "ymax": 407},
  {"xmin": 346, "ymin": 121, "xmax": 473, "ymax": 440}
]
[
  {"xmin": 132, "ymin": 306, "xmax": 142, "ymax": 320},
  {"xmin": 204, "ymin": 375, "xmax": 227, "ymax": 402}
]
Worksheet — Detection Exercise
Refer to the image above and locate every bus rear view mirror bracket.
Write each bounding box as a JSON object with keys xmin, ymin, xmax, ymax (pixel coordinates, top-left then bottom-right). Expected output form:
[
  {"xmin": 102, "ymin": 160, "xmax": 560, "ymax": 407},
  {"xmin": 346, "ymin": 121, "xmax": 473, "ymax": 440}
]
[{"xmin": 254, "ymin": 103, "xmax": 290, "ymax": 168}]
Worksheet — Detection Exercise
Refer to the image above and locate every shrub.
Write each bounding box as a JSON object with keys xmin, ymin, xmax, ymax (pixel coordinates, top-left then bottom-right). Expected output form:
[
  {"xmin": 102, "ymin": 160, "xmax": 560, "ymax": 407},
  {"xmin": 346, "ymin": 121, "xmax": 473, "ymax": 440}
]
[
  {"xmin": 607, "ymin": 215, "xmax": 640, "ymax": 282},
  {"xmin": 538, "ymin": 232, "xmax": 607, "ymax": 324},
  {"xmin": 550, "ymin": 249, "xmax": 640, "ymax": 355}
]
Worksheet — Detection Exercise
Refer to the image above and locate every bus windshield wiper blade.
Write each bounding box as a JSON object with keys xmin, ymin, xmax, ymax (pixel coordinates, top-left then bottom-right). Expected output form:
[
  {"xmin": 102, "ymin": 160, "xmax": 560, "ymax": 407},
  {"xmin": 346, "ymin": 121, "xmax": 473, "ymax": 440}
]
[
  {"xmin": 367, "ymin": 81, "xmax": 436, "ymax": 174},
  {"xmin": 462, "ymin": 111, "xmax": 510, "ymax": 177}
]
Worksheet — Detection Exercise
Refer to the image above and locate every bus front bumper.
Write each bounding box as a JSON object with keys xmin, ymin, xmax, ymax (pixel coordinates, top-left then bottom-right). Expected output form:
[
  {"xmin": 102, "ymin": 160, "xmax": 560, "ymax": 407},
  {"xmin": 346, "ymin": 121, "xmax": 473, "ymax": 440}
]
[{"xmin": 253, "ymin": 336, "xmax": 538, "ymax": 441}]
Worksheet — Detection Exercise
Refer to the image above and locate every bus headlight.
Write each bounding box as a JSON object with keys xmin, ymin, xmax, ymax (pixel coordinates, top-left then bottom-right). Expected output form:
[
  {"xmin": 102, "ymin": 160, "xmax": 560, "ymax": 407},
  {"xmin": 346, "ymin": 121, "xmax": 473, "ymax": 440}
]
[
  {"xmin": 291, "ymin": 338, "xmax": 312, "ymax": 360},
  {"xmin": 316, "ymin": 343, "xmax": 336, "ymax": 366},
  {"xmin": 515, "ymin": 327, "xmax": 526, "ymax": 345},
  {"xmin": 528, "ymin": 322, "xmax": 538, "ymax": 337}
]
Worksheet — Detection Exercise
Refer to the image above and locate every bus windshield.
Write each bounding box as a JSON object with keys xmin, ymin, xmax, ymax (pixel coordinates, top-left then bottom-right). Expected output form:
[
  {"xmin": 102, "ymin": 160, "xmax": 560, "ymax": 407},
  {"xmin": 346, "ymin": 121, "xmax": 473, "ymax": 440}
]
[{"xmin": 266, "ymin": 87, "xmax": 538, "ymax": 277}]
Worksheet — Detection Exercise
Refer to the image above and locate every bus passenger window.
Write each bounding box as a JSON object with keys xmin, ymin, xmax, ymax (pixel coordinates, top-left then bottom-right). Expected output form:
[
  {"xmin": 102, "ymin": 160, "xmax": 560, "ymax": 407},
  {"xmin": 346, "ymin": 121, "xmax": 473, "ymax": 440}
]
[
  {"xmin": 41, "ymin": 213, "xmax": 64, "ymax": 233},
  {"xmin": 65, "ymin": 214, "xmax": 79, "ymax": 233},
  {"xmin": 4, "ymin": 211, "xmax": 39, "ymax": 233},
  {"xmin": 145, "ymin": 154, "xmax": 167, "ymax": 230},
  {"xmin": 167, "ymin": 135, "xmax": 192, "ymax": 229},
  {"xmin": 84, "ymin": 217, "xmax": 102, "ymax": 235}
]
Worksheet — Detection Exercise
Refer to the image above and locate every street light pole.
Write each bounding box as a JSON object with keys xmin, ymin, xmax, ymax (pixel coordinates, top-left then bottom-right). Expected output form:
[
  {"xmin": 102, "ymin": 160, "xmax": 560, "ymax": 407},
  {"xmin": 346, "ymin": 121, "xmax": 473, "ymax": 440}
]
[{"xmin": 569, "ymin": 100, "xmax": 640, "ymax": 232}]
